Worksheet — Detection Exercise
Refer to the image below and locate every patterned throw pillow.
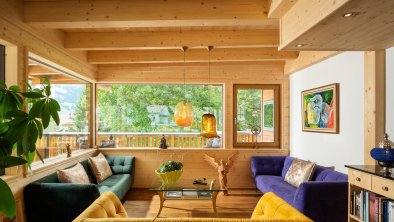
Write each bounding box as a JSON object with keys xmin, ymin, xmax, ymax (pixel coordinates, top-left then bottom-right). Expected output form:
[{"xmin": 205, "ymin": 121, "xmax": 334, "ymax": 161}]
[
  {"xmin": 88, "ymin": 153, "xmax": 113, "ymax": 183},
  {"xmin": 57, "ymin": 163, "xmax": 90, "ymax": 184},
  {"xmin": 284, "ymin": 158, "xmax": 316, "ymax": 187}
]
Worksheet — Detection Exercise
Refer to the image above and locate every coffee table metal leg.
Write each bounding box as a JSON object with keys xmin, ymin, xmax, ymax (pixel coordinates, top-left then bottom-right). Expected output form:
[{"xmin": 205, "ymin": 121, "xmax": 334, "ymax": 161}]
[
  {"xmin": 156, "ymin": 191, "xmax": 165, "ymax": 218},
  {"xmin": 212, "ymin": 191, "xmax": 219, "ymax": 215}
]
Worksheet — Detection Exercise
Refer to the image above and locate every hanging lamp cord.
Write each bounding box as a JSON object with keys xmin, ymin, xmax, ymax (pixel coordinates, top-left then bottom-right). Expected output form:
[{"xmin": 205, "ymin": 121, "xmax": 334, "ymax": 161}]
[
  {"xmin": 182, "ymin": 46, "xmax": 188, "ymax": 100},
  {"xmin": 208, "ymin": 46, "xmax": 213, "ymax": 113}
]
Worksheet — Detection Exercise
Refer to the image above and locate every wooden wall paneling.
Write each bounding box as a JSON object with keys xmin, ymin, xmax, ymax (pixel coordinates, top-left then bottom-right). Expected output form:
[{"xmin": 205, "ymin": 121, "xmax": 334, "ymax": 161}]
[
  {"xmin": 284, "ymin": 51, "xmax": 339, "ymax": 75},
  {"xmin": 97, "ymin": 61, "xmax": 289, "ymax": 151},
  {"xmin": 65, "ymin": 30, "xmax": 279, "ymax": 50},
  {"xmin": 23, "ymin": 0, "xmax": 277, "ymax": 29},
  {"xmin": 100, "ymin": 148, "xmax": 289, "ymax": 188},
  {"xmin": 0, "ymin": 0, "xmax": 97, "ymax": 82},
  {"xmin": 364, "ymin": 51, "xmax": 386, "ymax": 165}
]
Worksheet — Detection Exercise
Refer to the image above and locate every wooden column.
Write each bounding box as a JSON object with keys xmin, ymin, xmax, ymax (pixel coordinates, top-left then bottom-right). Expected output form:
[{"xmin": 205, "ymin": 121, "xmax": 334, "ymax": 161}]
[{"xmin": 364, "ymin": 50, "xmax": 386, "ymax": 165}]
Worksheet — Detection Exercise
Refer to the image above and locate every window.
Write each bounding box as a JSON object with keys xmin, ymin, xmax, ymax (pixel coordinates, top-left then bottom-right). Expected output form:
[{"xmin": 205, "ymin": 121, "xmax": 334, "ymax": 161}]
[
  {"xmin": 28, "ymin": 58, "xmax": 92, "ymax": 162},
  {"xmin": 96, "ymin": 84, "xmax": 223, "ymax": 148},
  {"xmin": 233, "ymin": 84, "xmax": 280, "ymax": 148}
]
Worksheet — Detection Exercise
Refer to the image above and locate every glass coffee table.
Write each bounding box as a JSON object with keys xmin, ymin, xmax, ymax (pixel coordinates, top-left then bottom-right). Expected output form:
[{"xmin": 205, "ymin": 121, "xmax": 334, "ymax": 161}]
[{"xmin": 149, "ymin": 179, "xmax": 226, "ymax": 217}]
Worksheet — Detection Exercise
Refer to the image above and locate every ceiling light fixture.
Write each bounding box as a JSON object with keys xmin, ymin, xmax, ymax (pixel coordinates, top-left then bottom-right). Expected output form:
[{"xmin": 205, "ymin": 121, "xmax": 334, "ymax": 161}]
[
  {"xmin": 174, "ymin": 46, "xmax": 194, "ymax": 127},
  {"xmin": 342, "ymin": 12, "xmax": 357, "ymax": 17},
  {"xmin": 201, "ymin": 46, "xmax": 219, "ymax": 139},
  {"xmin": 295, "ymin": 44, "xmax": 305, "ymax": 48}
]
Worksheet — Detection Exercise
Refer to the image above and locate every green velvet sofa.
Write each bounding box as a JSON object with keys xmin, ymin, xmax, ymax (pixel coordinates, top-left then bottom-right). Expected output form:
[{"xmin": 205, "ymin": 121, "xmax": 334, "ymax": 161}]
[{"xmin": 24, "ymin": 155, "xmax": 135, "ymax": 222}]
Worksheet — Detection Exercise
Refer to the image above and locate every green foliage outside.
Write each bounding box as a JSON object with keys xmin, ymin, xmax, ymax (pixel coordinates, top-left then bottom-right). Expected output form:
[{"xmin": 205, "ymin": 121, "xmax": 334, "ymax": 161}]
[
  {"xmin": 264, "ymin": 104, "xmax": 274, "ymax": 128},
  {"xmin": 237, "ymin": 89, "xmax": 262, "ymax": 131},
  {"xmin": 156, "ymin": 160, "xmax": 183, "ymax": 173},
  {"xmin": 96, "ymin": 84, "xmax": 223, "ymax": 133},
  {"xmin": 73, "ymin": 86, "xmax": 89, "ymax": 132}
]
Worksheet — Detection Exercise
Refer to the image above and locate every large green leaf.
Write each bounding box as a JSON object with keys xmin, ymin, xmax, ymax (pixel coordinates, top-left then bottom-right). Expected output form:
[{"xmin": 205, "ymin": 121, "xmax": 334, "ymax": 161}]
[
  {"xmin": 50, "ymin": 98, "xmax": 61, "ymax": 111},
  {"xmin": 49, "ymin": 100, "xmax": 60, "ymax": 125},
  {"xmin": 23, "ymin": 122, "xmax": 38, "ymax": 153},
  {"xmin": 9, "ymin": 92, "xmax": 23, "ymax": 109},
  {"xmin": 35, "ymin": 149, "xmax": 44, "ymax": 164},
  {"xmin": 6, "ymin": 110, "xmax": 28, "ymax": 119},
  {"xmin": 16, "ymin": 140, "xmax": 23, "ymax": 156},
  {"xmin": 0, "ymin": 81, "xmax": 6, "ymax": 89},
  {"xmin": 28, "ymin": 99, "xmax": 45, "ymax": 120},
  {"xmin": 0, "ymin": 123, "xmax": 9, "ymax": 135},
  {"xmin": 0, "ymin": 178, "xmax": 16, "ymax": 218},
  {"xmin": 45, "ymin": 85, "xmax": 51, "ymax": 97},
  {"xmin": 9, "ymin": 85, "xmax": 20, "ymax": 92},
  {"xmin": 33, "ymin": 119, "xmax": 43, "ymax": 139},
  {"xmin": 21, "ymin": 92, "xmax": 45, "ymax": 99},
  {"xmin": 0, "ymin": 156, "xmax": 27, "ymax": 168},
  {"xmin": 5, "ymin": 119, "xmax": 28, "ymax": 146},
  {"xmin": 41, "ymin": 103, "xmax": 50, "ymax": 128}
]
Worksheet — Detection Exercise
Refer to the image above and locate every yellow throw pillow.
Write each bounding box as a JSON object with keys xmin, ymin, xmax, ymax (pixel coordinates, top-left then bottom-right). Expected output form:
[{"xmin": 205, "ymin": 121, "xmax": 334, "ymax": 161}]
[
  {"xmin": 57, "ymin": 163, "xmax": 90, "ymax": 184},
  {"xmin": 284, "ymin": 158, "xmax": 316, "ymax": 187},
  {"xmin": 88, "ymin": 153, "xmax": 113, "ymax": 183}
]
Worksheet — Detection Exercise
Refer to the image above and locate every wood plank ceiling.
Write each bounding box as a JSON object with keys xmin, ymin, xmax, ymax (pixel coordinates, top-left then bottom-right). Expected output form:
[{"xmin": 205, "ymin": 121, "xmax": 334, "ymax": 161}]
[
  {"xmin": 21, "ymin": 0, "xmax": 394, "ymax": 78},
  {"xmin": 22, "ymin": 0, "xmax": 295, "ymax": 72}
]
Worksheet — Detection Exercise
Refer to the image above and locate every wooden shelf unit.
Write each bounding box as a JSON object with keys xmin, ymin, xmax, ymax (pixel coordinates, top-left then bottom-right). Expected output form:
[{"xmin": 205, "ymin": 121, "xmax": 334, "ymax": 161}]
[{"xmin": 346, "ymin": 165, "xmax": 394, "ymax": 222}]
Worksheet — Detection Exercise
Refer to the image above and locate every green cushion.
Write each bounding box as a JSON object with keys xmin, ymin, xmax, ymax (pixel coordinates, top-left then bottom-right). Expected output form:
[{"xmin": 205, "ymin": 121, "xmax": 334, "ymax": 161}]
[
  {"xmin": 106, "ymin": 156, "xmax": 134, "ymax": 174},
  {"xmin": 97, "ymin": 174, "xmax": 132, "ymax": 200}
]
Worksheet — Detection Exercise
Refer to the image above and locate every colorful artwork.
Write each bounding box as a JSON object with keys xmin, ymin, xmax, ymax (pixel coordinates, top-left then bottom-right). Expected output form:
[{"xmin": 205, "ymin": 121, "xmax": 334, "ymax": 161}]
[{"xmin": 301, "ymin": 83, "xmax": 339, "ymax": 133}]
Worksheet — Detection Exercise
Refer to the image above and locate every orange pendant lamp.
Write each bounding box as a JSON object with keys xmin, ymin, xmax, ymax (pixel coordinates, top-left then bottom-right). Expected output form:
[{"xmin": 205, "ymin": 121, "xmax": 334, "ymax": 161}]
[
  {"xmin": 201, "ymin": 46, "xmax": 218, "ymax": 138},
  {"xmin": 174, "ymin": 46, "xmax": 194, "ymax": 127}
]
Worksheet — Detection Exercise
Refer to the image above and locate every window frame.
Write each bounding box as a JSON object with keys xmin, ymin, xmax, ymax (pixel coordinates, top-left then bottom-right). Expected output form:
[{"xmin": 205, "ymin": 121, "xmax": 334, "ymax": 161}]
[
  {"xmin": 0, "ymin": 44, "xmax": 5, "ymax": 84},
  {"xmin": 233, "ymin": 84, "xmax": 281, "ymax": 148},
  {"xmin": 95, "ymin": 83, "xmax": 225, "ymax": 148}
]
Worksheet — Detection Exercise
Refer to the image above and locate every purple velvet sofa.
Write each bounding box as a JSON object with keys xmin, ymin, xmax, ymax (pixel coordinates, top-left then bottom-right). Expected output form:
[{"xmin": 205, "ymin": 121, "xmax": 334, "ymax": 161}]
[{"xmin": 251, "ymin": 156, "xmax": 348, "ymax": 222}]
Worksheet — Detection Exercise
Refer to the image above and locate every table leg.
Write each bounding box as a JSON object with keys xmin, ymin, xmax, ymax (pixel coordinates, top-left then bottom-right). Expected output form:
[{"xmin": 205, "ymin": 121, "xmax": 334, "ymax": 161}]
[
  {"xmin": 156, "ymin": 191, "xmax": 165, "ymax": 218},
  {"xmin": 211, "ymin": 191, "xmax": 219, "ymax": 215}
]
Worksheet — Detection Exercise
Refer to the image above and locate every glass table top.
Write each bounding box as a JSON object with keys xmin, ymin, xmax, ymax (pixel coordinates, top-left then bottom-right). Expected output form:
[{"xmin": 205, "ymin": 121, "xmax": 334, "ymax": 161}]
[{"xmin": 149, "ymin": 178, "xmax": 226, "ymax": 192}]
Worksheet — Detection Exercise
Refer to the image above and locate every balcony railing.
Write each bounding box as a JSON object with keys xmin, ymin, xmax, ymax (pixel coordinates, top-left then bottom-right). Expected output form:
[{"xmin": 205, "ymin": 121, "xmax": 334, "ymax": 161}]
[{"xmin": 34, "ymin": 130, "xmax": 273, "ymax": 161}]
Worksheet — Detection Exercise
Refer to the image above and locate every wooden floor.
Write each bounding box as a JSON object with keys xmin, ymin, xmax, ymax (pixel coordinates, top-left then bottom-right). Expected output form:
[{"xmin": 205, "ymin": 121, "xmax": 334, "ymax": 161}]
[{"xmin": 123, "ymin": 189, "xmax": 262, "ymax": 218}]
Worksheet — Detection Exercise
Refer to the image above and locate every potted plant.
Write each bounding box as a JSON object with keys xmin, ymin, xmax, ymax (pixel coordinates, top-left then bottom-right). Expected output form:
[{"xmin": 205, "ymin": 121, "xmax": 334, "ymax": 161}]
[
  {"xmin": 0, "ymin": 79, "xmax": 60, "ymax": 219},
  {"xmin": 155, "ymin": 160, "xmax": 183, "ymax": 184}
]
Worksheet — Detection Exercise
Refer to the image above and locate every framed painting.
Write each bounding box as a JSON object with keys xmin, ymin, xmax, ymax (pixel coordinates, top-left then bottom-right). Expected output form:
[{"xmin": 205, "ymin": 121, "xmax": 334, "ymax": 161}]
[{"xmin": 301, "ymin": 83, "xmax": 339, "ymax": 133}]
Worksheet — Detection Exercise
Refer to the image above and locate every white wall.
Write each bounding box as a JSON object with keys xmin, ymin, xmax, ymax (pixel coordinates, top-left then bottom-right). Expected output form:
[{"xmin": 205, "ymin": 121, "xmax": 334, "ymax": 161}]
[
  {"xmin": 386, "ymin": 47, "xmax": 394, "ymax": 139},
  {"xmin": 290, "ymin": 52, "xmax": 364, "ymax": 173}
]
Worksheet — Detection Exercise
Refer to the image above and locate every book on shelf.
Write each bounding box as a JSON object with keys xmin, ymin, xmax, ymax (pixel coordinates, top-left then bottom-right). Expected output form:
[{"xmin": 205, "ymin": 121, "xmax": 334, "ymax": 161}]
[{"xmin": 350, "ymin": 189, "xmax": 394, "ymax": 222}]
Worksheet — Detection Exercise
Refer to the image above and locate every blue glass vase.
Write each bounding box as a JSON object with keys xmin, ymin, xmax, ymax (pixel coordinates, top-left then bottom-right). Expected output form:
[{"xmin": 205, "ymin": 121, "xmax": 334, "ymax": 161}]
[{"xmin": 370, "ymin": 133, "xmax": 394, "ymax": 173}]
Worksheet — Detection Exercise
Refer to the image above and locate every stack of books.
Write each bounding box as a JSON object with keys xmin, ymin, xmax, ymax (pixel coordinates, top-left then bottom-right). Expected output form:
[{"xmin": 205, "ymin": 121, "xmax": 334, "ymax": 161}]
[{"xmin": 350, "ymin": 190, "xmax": 394, "ymax": 222}]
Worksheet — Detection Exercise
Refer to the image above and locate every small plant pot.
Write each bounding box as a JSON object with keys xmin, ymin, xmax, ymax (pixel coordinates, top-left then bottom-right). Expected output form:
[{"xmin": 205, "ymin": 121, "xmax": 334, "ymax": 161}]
[{"xmin": 155, "ymin": 169, "xmax": 183, "ymax": 184}]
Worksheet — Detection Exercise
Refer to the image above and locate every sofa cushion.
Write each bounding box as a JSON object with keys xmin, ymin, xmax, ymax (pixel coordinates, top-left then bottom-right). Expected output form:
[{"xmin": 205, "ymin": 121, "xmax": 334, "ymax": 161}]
[
  {"xmin": 284, "ymin": 158, "xmax": 315, "ymax": 187},
  {"xmin": 314, "ymin": 166, "xmax": 348, "ymax": 182},
  {"xmin": 57, "ymin": 163, "xmax": 90, "ymax": 184},
  {"xmin": 281, "ymin": 156, "xmax": 294, "ymax": 178},
  {"xmin": 97, "ymin": 174, "xmax": 132, "ymax": 200},
  {"xmin": 106, "ymin": 156, "xmax": 134, "ymax": 174},
  {"xmin": 89, "ymin": 153, "xmax": 113, "ymax": 183},
  {"xmin": 255, "ymin": 175, "xmax": 297, "ymax": 204}
]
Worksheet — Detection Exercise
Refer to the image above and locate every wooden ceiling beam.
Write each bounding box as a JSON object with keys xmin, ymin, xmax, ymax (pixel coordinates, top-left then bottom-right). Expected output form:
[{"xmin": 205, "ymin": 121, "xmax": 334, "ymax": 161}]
[
  {"xmin": 87, "ymin": 48, "xmax": 298, "ymax": 64},
  {"xmin": 268, "ymin": 0, "xmax": 297, "ymax": 18},
  {"xmin": 23, "ymin": 0, "xmax": 277, "ymax": 29},
  {"xmin": 279, "ymin": 0, "xmax": 394, "ymax": 50},
  {"xmin": 65, "ymin": 29, "xmax": 279, "ymax": 50},
  {"xmin": 28, "ymin": 65, "xmax": 63, "ymax": 75}
]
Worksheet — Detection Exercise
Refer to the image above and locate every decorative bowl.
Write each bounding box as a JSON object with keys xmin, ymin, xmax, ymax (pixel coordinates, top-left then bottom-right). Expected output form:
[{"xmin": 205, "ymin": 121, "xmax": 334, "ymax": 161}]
[
  {"xmin": 155, "ymin": 169, "xmax": 183, "ymax": 184},
  {"xmin": 370, "ymin": 148, "xmax": 394, "ymax": 168}
]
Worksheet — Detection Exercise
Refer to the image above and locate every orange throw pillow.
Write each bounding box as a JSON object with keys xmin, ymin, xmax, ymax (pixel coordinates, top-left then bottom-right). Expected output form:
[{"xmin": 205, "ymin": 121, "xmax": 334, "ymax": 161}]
[
  {"xmin": 88, "ymin": 153, "xmax": 113, "ymax": 183},
  {"xmin": 57, "ymin": 163, "xmax": 90, "ymax": 184}
]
